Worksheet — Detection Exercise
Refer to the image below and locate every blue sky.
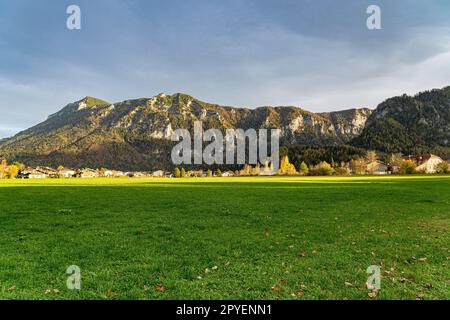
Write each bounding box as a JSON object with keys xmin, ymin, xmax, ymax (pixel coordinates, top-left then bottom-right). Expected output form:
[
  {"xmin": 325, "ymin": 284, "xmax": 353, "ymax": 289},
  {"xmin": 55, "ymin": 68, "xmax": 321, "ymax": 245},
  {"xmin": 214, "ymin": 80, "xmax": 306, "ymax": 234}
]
[{"xmin": 1, "ymin": 0, "xmax": 450, "ymax": 138}]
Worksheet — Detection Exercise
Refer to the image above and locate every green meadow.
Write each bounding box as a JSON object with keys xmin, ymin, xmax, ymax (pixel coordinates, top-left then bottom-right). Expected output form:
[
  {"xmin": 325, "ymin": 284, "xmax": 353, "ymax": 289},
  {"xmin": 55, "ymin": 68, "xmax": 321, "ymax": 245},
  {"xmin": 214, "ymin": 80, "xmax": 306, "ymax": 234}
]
[{"xmin": 0, "ymin": 176, "xmax": 448, "ymax": 300}]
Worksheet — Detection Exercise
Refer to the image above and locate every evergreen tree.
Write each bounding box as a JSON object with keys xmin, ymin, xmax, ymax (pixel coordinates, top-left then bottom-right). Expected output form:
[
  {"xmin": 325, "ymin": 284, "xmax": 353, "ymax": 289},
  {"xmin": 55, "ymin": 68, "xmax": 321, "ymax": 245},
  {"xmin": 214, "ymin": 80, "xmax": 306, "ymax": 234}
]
[
  {"xmin": 181, "ymin": 167, "xmax": 186, "ymax": 178},
  {"xmin": 174, "ymin": 167, "xmax": 181, "ymax": 178}
]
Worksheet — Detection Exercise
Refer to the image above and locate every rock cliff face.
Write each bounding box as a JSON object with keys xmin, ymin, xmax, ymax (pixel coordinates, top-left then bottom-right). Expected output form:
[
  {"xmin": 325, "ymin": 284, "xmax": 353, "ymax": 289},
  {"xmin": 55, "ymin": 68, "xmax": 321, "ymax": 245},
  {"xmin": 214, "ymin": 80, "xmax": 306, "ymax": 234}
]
[{"xmin": 0, "ymin": 93, "xmax": 373, "ymax": 170}]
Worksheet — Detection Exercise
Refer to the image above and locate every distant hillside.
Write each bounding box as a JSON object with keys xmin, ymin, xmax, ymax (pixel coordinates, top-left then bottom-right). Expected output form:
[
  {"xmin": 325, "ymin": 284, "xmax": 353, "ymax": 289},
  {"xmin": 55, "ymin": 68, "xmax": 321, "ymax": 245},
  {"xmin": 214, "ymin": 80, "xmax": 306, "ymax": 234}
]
[
  {"xmin": 0, "ymin": 93, "xmax": 371, "ymax": 170},
  {"xmin": 352, "ymin": 86, "xmax": 450, "ymax": 155}
]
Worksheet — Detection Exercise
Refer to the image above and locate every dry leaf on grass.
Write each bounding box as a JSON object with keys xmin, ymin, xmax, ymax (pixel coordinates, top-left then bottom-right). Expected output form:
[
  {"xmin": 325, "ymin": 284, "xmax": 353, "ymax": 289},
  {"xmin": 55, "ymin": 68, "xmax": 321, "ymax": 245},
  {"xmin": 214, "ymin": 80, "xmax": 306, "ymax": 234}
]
[
  {"xmin": 296, "ymin": 291, "xmax": 305, "ymax": 297},
  {"xmin": 105, "ymin": 290, "xmax": 114, "ymax": 297},
  {"xmin": 368, "ymin": 291, "xmax": 378, "ymax": 298},
  {"xmin": 418, "ymin": 257, "xmax": 427, "ymax": 262},
  {"xmin": 271, "ymin": 285, "xmax": 281, "ymax": 292},
  {"xmin": 344, "ymin": 281, "xmax": 353, "ymax": 287},
  {"xmin": 297, "ymin": 252, "xmax": 306, "ymax": 257},
  {"xmin": 155, "ymin": 284, "xmax": 166, "ymax": 292}
]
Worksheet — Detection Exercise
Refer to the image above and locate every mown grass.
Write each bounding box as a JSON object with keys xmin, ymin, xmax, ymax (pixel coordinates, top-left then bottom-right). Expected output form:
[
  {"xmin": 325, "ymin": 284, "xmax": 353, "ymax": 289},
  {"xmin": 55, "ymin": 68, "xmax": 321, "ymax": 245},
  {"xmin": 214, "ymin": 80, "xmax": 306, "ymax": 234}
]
[{"xmin": 0, "ymin": 176, "xmax": 448, "ymax": 300}]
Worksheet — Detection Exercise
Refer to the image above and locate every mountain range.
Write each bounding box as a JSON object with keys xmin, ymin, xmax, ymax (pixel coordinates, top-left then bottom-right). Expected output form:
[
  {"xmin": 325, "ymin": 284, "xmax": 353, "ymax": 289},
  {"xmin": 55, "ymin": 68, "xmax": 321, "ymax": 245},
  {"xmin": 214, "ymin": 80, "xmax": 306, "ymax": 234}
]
[{"xmin": 0, "ymin": 86, "xmax": 449, "ymax": 170}]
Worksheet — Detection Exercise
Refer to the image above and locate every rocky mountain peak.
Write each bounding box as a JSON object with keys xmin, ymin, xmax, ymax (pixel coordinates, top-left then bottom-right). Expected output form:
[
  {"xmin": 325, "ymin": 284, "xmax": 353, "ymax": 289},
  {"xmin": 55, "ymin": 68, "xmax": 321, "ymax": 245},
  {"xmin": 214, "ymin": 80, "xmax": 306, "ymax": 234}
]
[
  {"xmin": 77, "ymin": 96, "xmax": 109, "ymax": 110},
  {"xmin": 3, "ymin": 87, "xmax": 449, "ymax": 170}
]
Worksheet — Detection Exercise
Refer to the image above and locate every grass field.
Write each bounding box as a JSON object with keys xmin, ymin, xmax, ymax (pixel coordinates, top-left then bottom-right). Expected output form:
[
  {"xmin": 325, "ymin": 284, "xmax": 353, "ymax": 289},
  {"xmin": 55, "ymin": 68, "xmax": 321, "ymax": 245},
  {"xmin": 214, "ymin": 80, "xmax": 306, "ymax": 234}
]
[{"xmin": 0, "ymin": 176, "xmax": 448, "ymax": 300}]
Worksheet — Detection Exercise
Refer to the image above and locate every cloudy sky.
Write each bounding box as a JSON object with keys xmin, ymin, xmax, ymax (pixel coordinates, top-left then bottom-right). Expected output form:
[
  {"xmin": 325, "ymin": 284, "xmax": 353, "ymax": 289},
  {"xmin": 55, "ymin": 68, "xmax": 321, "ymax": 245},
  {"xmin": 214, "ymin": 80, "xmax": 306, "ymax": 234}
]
[{"xmin": 1, "ymin": 0, "xmax": 450, "ymax": 138}]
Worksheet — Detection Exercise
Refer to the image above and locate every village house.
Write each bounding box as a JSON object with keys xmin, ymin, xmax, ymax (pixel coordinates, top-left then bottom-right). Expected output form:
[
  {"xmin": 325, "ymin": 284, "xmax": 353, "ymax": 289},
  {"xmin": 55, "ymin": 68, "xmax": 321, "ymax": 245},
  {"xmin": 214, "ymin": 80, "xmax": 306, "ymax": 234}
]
[
  {"xmin": 19, "ymin": 167, "xmax": 48, "ymax": 179},
  {"xmin": 114, "ymin": 171, "xmax": 126, "ymax": 177},
  {"xmin": 164, "ymin": 172, "xmax": 173, "ymax": 178},
  {"xmin": 40, "ymin": 167, "xmax": 58, "ymax": 177},
  {"xmin": 414, "ymin": 154, "xmax": 443, "ymax": 173},
  {"xmin": 221, "ymin": 171, "xmax": 235, "ymax": 177},
  {"xmin": 17, "ymin": 167, "xmax": 56, "ymax": 179},
  {"xmin": 58, "ymin": 168, "xmax": 76, "ymax": 178},
  {"xmin": 152, "ymin": 170, "xmax": 165, "ymax": 177},
  {"xmin": 130, "ymin": 171, "xmax": 147, "ymax": 177},
  {"xmin": 79, "ymin": 168, "xmax": 98, "ymax": 178},
  {"xmin": 189, "ymin": 170, "xmax": 204, "ymax": 177},
  {"xmin": 366, "ymin": 161, "xmax": 389, "ymax": 175},
  {"xmin": 103, "ymin": 170, "xmax": 114, "ymax": 177},
  {"xmin": 405, "ymin": 154, "xmax": 444, "ymax": 173}
]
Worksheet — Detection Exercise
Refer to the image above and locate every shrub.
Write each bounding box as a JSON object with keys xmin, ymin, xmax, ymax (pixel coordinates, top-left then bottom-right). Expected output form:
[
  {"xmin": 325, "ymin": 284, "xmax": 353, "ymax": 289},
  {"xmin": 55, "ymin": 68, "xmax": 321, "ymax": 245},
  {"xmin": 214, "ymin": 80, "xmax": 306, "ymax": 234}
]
[
  {"xmin": 435, "ymin": 161, "xmax": 450, "ymax": 174},
  {"xmin": 335, "ymin": 166, "xmax": 350, "ymax": 176},
  {"xmin": 239, "ymin": 164, "xmax": 252, "ymax": 176},
  {"xmin": 279, "ymin": 156, "xmax": 297, "ymax": 175},
  {"xmin": 7, "ymin": 164, "xmax": 19, "ymax": 179},
  {"xmin": 251, "ymin": 165, "xmax": 260, "ymax": 176},
  {"xmin": 298, "ymin": 162, "xmax": 309, "ymax": 176},
  {"xmin": 399, "ymin": 160, "xmax": 417, "ymax": 174},
  {"xmin": 310, "ymin": 161, "xmax": 335, "ymax": 176}
]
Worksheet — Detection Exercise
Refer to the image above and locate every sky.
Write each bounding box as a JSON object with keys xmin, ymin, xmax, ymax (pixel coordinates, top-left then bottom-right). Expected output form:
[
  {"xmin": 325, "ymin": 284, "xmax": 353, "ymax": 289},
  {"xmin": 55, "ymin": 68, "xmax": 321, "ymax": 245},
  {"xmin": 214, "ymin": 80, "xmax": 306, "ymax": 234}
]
[{"xmin": 1, "ymin": 0, "xmax": 450, "ymax": 138}]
